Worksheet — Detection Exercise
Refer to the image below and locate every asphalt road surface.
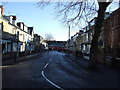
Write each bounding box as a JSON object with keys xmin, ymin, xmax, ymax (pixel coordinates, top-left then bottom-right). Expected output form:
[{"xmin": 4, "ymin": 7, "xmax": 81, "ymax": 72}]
[{"xmin": 2, "ymin": 51, "xmax": 119, "ymax": 89}]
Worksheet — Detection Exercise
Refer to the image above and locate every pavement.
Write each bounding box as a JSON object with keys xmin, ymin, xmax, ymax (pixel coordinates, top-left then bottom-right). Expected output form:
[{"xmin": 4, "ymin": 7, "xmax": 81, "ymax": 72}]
[
  {"xmin": 65, "ymin": 52, "xmax": 120, "ymax": 85},
  {"xmin": 1, "ymin": 51, "xmax": 46, "ymax": 66}
]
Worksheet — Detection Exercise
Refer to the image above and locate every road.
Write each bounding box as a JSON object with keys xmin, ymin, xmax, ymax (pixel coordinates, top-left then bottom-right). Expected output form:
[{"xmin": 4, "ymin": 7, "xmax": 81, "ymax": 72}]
[{"xmin": 2, "ymin": 51, "xmax": 119, "ymax": 88}]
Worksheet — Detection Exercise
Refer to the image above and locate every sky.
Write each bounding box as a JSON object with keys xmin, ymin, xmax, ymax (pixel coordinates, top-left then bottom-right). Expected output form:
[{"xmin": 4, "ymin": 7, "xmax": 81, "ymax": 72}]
[
  {"xmin": 0, "ymin": 1, "xmax": 119, "ymax": 41},
  {"xmin": 0, "ymin": 2, "xmax": 77, "ymax": 41}
]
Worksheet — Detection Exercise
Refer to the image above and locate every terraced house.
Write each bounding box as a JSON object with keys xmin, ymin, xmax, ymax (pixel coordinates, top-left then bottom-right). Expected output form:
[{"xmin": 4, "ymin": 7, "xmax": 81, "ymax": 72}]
[
  {"xmin": 0, "ymin": 5, "xmax": 35, "ymax": 60},
  {"xmin": 66, "ymin": 8, "xmax": 120, "ymax": 66}
]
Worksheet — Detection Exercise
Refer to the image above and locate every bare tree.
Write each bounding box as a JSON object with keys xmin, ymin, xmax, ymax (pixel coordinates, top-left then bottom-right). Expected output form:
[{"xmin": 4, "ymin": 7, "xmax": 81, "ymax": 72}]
[
  {"xmin": 45, "ymin": 33, "xmax": 54, "ymax": 41},
  {"xmin": 37, "ymin": 0, "xmax": 114, "ymax": 68},
  {"xmin": 89, "ymin": 2, "xmax": 112, "ymax": 68}
]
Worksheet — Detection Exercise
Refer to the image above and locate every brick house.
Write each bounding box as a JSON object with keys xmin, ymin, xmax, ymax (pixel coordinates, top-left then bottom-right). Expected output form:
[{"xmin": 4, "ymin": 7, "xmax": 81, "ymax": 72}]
[{"xmin": 103, "ymin": 8, "xmax": 120, "ymax": 59}]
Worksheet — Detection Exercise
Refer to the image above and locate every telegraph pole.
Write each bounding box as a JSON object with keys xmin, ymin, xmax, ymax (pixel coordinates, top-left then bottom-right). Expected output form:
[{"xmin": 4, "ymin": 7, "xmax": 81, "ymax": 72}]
[
  {"xmin": 68, "ymin": 25, "xmax": 71, "ymax": 50},
  {"xmin": 68, "ymin": 25, "xmax": 70, "ymax": 40}
]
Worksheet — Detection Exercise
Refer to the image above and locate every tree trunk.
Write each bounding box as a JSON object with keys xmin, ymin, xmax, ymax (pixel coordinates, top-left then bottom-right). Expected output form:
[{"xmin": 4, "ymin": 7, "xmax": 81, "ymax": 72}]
[{"xmin": 89, "ymin": 2, "xmax": 111, "ymax": 68}]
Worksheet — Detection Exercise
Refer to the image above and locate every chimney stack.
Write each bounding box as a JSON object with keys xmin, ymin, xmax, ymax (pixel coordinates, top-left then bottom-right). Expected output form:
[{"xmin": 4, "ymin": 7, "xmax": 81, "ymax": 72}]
[
  {"xmin": 0, "ymin": 5, "xmax": 4, "ymax": 15},
  {"xmin": 12, "ymin": 16, "xmax": 17, "ymax": 25}
]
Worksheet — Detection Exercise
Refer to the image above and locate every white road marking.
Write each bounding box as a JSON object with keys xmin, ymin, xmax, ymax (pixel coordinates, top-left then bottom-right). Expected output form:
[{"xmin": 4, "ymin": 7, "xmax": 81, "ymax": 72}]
[
  {"xmin": 41, "ymin": 71, "xmax": 64, "ymax": 90},
  {"xmin": 50, "ymin": 54, "xmax": 54, "ymax": 62},
  {"xmin": 44, "ymin": 63, "xmax": 49, "ymax": 68},
  {"xmin": 41, "ymin": 54, "xmax": 64, "ymax": 90}
]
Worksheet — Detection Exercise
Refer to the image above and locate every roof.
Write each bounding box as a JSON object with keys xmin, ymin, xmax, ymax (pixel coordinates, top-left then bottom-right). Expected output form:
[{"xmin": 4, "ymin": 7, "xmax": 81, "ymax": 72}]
[{"xmin": 0, "ymin": 15, "xmax": 9, "ymax": 22}]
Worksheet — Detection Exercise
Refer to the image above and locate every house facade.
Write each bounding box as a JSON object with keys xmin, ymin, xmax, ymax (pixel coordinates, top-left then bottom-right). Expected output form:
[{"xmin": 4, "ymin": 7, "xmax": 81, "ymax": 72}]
[
  {"xmin": 0, "ymin": 12, "xmax": 19, "ymax": 59},
  {"xmin": 0, "ymin": 5, "xmax": 35, "ymax": 59},
  {"xmin": 66, "ymin": 8, "xmax": 119, "ymax": 65},
  {"xmin": 103, "ymin": 8, "xmax": 120, "ymax": 58},
  {"xmin": 33, "ymin": 34, "xmax": 41, "ymax": 52}
]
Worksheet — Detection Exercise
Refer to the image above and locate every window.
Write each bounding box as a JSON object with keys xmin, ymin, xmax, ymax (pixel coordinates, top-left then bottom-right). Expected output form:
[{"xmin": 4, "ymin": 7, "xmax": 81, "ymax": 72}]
[
  {"xmin": 98, "ymin": 39, "xmax": 104, "ymax": 48},
  {"xmin": 83, "ymin": 45, "xmax": 86, "ymax": 50},
  {"xmin": 89, "ymin": 33, "xmax": 93, "ymax": 41},
  {"xmin": 2, "ymin": 42, "xmax": 6, "ymax": 53},
  {"xmin": 86, "ymin": 33, "xmax": 88, "ymax": 42},
  {"xmin": 16, "ymin": 31, "xmax": 19, "ymax": 39},
  {"xmin": 13, "ymin": 43, "xmax": 17, "ymax": 52},
  {"xmin": 7, "ymin": 42, "xmax": 11, "ymax": 52}
]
